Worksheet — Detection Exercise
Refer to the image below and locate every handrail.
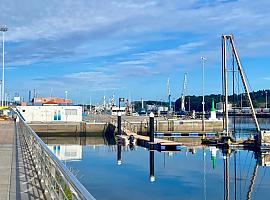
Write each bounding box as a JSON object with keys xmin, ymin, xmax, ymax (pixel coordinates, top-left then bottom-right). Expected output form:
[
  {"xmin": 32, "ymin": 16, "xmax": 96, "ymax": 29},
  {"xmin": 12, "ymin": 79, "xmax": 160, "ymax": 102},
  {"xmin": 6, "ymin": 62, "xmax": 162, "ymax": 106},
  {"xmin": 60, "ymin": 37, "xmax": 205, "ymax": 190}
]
[{"xmin": 14, "ymin": 108, "xmax": 96, "ymax": 200}]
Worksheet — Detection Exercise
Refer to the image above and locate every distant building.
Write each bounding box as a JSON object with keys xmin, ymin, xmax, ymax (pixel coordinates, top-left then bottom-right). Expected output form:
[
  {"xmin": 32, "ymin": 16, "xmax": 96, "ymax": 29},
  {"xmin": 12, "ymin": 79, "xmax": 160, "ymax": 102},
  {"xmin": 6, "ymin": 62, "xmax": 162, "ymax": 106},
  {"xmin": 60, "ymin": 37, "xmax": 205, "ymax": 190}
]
[
  {"xmin": 216, "ymin": 102, "xmax": 232, "ymax": 113},
  {"xmin": 147, "ymin": 105, "xmax": 157, "ymax": 112},
  {"xmin": 33, "ymin": 97, "xmax": 72, "ymax": 105},
  {"xmin": 17, "ymin": 105, "xmax": 82, "ymax": 122}
]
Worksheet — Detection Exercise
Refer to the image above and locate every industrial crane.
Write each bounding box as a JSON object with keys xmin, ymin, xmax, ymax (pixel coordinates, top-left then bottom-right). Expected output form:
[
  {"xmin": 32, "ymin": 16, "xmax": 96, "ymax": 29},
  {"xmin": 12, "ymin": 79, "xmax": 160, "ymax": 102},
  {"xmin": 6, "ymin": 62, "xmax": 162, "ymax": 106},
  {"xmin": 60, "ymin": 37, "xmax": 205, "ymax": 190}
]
[{"xmin": 181, "ymin": 73, "xmax": 188, "ymax": 112}]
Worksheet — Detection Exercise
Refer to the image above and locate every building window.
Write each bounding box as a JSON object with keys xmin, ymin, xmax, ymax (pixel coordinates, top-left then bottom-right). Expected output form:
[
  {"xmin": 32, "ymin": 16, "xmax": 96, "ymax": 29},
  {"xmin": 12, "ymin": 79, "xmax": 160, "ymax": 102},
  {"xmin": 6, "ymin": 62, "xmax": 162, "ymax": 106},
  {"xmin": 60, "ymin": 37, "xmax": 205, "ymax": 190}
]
[{"xmin": 65, "ymin": 109, "xmax": 77, "ymax": 115}]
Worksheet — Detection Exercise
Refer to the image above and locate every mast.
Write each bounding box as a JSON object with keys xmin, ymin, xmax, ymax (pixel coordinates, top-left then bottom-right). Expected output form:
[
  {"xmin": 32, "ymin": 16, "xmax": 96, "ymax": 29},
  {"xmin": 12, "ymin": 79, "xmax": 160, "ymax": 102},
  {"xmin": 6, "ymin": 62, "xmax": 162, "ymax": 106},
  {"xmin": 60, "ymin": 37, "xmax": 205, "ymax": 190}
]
[{"xmin": 222, "ymin": 35, "xmax": 229, "ymax": 136}]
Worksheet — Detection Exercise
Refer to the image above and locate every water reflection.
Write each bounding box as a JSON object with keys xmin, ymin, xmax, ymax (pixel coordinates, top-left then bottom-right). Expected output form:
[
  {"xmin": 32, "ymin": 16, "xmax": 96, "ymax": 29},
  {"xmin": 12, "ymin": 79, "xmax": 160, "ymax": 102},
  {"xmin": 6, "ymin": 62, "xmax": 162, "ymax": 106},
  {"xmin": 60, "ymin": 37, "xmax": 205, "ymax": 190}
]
[
  {"xmin": 117, "ymin": 143, "xmax": 122, "ymax": 165},
  {"xmin": 41, "ymin": 136, "xmax": 270, "ymax": 200},
  {"xmin": 47, "ymin": 145, "xmax": 82, "ymax": 161}
]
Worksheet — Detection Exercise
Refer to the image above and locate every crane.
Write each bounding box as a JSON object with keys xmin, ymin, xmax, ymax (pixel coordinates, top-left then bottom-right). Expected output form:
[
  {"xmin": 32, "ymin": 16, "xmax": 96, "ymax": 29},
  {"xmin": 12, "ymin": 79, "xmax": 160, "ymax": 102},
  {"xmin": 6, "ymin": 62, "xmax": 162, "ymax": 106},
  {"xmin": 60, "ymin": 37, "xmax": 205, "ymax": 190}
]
[{"xmin": 181, "ymin": 73, "xmax": 188, "ymax": 112}]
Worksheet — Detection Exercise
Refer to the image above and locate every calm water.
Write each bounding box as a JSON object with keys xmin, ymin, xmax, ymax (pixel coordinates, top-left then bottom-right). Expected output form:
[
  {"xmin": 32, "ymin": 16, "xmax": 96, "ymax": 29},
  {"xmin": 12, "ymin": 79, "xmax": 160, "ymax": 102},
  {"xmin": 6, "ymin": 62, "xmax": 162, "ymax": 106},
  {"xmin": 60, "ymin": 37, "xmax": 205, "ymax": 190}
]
[{"xmin": 42, "ymin": 117, "xmax": 270, "ymax": 200}]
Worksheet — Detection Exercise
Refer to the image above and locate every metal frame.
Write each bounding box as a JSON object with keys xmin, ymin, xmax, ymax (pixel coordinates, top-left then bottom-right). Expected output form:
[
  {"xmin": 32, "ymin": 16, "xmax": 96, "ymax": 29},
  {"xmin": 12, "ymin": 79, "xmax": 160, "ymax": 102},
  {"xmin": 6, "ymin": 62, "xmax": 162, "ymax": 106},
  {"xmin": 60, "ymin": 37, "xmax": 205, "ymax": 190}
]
[
  {"xmin": 222, "ymin": 35, "xmax": 260, "ymax": 135},
  {"xmin": 15, "ymin": 109, "xmax": 96, "ymax": 200}
]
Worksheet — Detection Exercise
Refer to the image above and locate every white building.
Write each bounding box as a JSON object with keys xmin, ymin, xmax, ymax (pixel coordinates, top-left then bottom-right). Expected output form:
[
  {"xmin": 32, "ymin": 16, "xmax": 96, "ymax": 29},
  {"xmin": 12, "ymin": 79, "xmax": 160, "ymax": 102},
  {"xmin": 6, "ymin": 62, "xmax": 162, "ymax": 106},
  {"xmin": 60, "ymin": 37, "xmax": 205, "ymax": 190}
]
[{"xmin": 17, "ymin": 106, "xmax": 82, "ymax": 122}]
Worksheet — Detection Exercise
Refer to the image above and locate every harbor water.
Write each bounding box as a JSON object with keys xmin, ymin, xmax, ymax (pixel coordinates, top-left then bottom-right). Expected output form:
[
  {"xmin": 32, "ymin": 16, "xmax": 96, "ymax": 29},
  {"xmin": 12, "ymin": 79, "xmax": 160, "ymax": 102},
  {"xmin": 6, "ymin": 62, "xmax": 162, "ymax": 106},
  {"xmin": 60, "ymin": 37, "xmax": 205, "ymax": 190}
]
[{"xmin": 41, "ymin": 117, "xmax": 270, "ymax": 200}]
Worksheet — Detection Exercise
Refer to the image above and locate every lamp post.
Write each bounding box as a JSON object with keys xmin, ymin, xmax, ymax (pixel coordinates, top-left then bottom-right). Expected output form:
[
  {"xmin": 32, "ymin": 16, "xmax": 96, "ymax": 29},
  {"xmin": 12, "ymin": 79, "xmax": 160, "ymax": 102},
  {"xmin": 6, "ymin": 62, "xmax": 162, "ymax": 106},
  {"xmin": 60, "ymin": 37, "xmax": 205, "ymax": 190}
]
[
  {"xmin": 65, "ymin": 91, "xmax": 68, "ymax": 106},
  {"xmin": 201, "ymin": 56, "xmax": 206, "ymax": 131},
  {"xmin": 0, "ymin": 26, "xmax": 7, "ymax": 107}
]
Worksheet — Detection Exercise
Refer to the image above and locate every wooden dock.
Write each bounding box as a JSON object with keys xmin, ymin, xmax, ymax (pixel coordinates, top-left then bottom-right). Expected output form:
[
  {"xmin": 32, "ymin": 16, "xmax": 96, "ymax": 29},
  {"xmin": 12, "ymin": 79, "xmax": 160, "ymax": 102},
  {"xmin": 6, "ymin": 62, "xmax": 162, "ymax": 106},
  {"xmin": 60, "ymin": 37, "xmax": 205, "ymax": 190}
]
[{"xmin": 118, "ymin": 125, "xmax": 183, "ymax": 151}]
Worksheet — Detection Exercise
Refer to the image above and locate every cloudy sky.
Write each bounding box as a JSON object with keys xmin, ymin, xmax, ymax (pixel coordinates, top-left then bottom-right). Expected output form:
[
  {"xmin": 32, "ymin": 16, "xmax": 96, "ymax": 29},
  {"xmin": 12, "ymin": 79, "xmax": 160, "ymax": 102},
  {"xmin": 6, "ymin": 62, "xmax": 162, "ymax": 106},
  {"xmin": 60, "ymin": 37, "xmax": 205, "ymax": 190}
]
[{"xmin": 1, "ymin": 0, "xmax": 270, "ymax": 103}]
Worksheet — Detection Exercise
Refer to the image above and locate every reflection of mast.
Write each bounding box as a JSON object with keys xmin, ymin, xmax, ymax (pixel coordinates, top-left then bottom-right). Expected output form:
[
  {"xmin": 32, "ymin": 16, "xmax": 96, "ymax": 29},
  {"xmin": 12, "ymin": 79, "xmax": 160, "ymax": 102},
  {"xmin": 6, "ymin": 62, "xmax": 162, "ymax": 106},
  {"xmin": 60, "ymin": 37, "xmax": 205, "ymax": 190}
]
[
  {"xmin": 223, "ymin": 153, "xmax": 230, "ymax": 200},
  {"xmin": 246, "ymin": 163, "xmax": 258, "ymax": 200},
  {"xmin": 203, "ymin": 148, "xmax": 207, "ymax": 200},
  {"xmin": 150, "ymin": 150, "xmax": 155, "ymax": 182},
  {"xmin": 117, "ymin": 144, "xmax": 122, "ymax": 165}
]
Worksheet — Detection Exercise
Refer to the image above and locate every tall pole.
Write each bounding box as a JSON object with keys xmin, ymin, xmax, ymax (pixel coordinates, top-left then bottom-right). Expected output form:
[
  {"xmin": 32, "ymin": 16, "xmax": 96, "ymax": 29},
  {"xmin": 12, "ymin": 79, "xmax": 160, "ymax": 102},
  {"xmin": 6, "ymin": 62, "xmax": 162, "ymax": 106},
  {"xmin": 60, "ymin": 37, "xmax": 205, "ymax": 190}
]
[
  {"xmin": 1, "ymin": 30, "xmax": 4, "ymax": 106},
  {"xmin": 188, "ymin": 97, "xmax": 191, "ymax": 112},
  {"xmin": 266, "ymin": 91, "xmax": 268, "ymax": 109},
  {"xmin": 222, "ymin": 35, "xmax": 229, "ymax": 136},
  {"xmin": 65, "ymin": 91, "xmax": 68, "ymax": 106},
  {"xmin": 201, "ymin": 57, "xmax": 206, "ymax": 131},
  {"xmin": 1, "ymin": 26, "xmax": 7, "ymax": 107}
]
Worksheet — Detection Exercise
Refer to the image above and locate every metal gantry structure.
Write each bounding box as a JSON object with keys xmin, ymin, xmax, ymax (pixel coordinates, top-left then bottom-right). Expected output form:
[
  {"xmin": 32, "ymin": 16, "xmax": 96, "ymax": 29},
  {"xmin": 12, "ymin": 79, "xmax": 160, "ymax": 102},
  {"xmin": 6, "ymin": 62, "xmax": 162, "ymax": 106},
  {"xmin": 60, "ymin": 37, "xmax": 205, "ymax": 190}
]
[{"xmin": 221, "ymin": 34, "xmax": 260, "ymax": 137}]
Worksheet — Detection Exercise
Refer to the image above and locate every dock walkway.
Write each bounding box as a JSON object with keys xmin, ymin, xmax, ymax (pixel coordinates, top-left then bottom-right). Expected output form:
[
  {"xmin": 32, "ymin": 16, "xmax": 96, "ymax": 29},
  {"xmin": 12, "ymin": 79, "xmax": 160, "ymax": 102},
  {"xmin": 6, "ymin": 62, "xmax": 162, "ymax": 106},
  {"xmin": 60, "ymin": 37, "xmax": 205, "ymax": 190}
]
[
  {"xmin": 112, "ymin": 120, "xmax": 183, "ymax": 151},
  {"xmin": 0, "ymin": 120, "xmax": 47, "ymax": 200}
]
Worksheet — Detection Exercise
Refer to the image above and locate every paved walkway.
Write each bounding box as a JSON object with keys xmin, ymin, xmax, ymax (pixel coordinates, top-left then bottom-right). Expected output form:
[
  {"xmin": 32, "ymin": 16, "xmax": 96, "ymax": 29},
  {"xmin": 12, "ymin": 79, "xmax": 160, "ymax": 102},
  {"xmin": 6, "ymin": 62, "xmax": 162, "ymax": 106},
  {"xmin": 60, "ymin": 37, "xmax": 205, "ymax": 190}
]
[
  {"xmin": 0, "ymin": 120, "xmax": 47, "ymax": 200},
  {"xmin": 0, "ymin": 121, "xmax": 14, "ymax": 200}
]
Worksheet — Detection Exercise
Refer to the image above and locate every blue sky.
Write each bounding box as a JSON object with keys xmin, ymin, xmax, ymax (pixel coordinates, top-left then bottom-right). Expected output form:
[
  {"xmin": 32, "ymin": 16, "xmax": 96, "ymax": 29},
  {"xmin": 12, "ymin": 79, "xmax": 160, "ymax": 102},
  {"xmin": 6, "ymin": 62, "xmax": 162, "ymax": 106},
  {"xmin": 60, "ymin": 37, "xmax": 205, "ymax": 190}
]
[{"xmin": 2, "ymin": 0, "xmax": 270, "ymax": 104}]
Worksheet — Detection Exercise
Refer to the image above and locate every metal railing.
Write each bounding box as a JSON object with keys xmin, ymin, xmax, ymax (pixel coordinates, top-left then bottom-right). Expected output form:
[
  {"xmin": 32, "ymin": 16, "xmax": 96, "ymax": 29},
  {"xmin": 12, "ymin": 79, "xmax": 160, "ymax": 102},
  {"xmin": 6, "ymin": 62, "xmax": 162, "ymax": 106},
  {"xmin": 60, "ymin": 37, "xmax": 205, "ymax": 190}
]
[{"xmin": 15, "ymin": 109, "xmax": 96, "ymax": 200}]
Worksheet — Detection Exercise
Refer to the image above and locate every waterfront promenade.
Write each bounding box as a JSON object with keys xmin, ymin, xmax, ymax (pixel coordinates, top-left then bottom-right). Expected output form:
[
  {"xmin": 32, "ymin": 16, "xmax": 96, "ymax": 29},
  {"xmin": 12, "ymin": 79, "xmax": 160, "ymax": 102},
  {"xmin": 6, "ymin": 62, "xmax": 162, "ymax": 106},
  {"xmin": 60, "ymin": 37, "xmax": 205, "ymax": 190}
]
[{"xmin": 0, "ymin": 120, "xmax": 46, "ymax": 200}]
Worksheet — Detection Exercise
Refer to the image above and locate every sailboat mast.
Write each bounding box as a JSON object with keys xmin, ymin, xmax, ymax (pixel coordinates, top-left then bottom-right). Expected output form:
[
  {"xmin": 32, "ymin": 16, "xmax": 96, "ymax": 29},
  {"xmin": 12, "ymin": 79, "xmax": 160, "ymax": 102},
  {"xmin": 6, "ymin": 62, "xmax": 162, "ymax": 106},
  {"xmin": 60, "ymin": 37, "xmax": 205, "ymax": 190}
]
[{"xmin": 222, "ymin": 35, "xmax": 229, "ymax": 136}]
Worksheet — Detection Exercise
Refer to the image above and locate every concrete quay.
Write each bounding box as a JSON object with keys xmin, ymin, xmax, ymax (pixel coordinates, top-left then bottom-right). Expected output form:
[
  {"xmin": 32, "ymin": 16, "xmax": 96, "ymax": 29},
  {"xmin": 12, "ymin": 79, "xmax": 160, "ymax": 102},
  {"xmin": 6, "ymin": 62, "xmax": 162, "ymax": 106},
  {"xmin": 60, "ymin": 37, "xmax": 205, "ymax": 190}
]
[{"xmin": 87, "ymin": 114, "xmax": 223, "ymax": 133}]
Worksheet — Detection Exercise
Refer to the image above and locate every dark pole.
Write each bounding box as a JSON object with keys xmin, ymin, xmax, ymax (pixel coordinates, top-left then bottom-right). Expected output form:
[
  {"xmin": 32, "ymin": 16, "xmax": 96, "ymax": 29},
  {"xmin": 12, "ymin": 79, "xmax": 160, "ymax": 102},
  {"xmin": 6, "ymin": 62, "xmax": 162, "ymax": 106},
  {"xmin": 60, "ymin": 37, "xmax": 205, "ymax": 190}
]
[
  {"xmin": 149, "ymin": 150, "xmax": 155, "ymax": 182},
  {"xmin": 117, "ymin": 112, "xmax": 121, "ymax": 136},
  {"xmin": 117, "ymin": 144, "xmax": 122, "ymax": 165},
  {"xmin": 189, "ymin": 97, "xmax": 191, "ymax": 112},
  {"xmin": 149, "ymin": 112, "xmax": 154, "ymax": 143}
]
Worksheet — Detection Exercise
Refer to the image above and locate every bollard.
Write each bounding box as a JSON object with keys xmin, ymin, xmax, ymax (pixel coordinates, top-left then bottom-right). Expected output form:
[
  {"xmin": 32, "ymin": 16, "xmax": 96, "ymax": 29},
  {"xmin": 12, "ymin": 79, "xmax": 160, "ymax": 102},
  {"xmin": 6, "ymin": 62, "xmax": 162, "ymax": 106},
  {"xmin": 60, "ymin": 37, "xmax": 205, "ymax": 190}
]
[
  {"xmin": 117, "ymin": 112, "xmax": 121, "ymax": 136},
  {"xmin": 149, "ymin": 112, "xmax": 154, "ymax": 143}
]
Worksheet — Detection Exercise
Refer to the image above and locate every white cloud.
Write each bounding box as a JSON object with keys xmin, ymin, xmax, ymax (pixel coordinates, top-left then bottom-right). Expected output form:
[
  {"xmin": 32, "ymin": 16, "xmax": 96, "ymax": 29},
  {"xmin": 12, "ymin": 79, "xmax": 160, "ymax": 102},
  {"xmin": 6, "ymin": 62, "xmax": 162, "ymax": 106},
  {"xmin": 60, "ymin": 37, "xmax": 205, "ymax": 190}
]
[{"xmin": 3, "ymin": 0, "xmax": 270, "ymax": 98}]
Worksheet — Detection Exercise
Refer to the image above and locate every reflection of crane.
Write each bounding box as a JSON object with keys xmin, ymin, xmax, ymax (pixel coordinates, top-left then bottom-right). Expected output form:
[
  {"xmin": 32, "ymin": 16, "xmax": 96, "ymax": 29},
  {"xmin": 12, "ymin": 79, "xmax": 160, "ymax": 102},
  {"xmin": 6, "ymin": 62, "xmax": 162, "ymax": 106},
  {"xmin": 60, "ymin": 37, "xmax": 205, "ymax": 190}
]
[
  {"xmin": 181, "ymin": 73, "xmax": 187, "ymax": 112},
  {"xmin": 167, "ymin": 78, "xmax": 172, "ymax": 112},
  {"xmin": 222, "ymin": 150, "xmax": 269, "ymax": 200}
]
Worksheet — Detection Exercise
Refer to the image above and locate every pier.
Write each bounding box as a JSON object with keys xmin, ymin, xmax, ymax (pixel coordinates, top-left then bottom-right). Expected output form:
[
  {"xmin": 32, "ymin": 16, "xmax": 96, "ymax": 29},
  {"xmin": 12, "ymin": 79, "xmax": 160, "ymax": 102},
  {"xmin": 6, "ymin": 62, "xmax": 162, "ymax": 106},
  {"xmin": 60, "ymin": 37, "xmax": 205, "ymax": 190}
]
[{"xmin": 0, "ymin": 109, "xmax": 96, "ymax": 200}]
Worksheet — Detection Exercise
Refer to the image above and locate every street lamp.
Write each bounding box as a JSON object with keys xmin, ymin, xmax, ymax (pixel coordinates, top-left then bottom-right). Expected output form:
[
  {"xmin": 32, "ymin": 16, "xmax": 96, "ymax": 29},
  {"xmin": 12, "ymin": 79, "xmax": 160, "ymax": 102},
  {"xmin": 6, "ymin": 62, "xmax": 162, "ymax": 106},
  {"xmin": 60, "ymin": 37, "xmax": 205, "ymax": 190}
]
[
  {"xmin": 65, "ymin": 91, "xmax": 68, "ymax": 106},
  {"xmin": 201, "ymin": 56, "xmax": 206, "ymax": 131},
  {"xmin": 0, "ymin": 25, "xmax": 7, "ymax": 107}
]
